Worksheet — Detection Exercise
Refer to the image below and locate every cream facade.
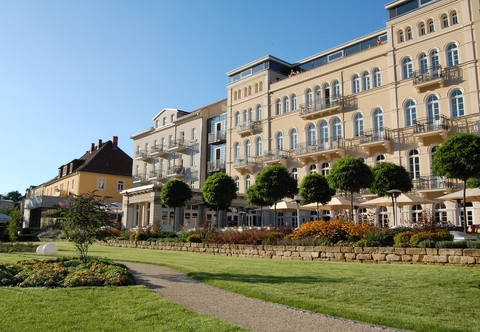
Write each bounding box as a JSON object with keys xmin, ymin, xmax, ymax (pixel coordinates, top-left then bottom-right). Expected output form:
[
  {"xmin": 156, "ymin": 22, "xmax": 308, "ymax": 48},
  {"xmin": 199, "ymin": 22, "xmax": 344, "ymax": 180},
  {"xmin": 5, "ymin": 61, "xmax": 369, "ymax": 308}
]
[{"xmin": 225, "ymin": 0, "xmax": 480, "ymax": 228}]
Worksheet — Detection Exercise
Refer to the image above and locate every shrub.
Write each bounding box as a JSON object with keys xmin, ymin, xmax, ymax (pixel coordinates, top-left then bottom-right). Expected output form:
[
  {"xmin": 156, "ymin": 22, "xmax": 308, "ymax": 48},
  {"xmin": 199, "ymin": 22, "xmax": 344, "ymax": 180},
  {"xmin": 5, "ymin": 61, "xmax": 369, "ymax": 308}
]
[
  {"xmin": 290, "ymin": 220, "xmax": 373, "ymax": 244},
  {"xmin": 38, "ymin": 227, "xmax": 65, "ymax": 239},
  {"xmin": 394, "ymin": 231, "xmax": 414, "ymax": 247},
  {"xmin": 410, "ymin": 229, "xmax": 453, "ymax": 247},
  {"xmin": 355, "ymin": 229, "xmax": 393, "ymax": 247},
  {"xmin": 103, "ymin": 227, "xmax": 122, "ymax": 238},
  {"xmin": 436, "ymin": 240, "xmax": 468, "ymax": 248},
  {"xmin": 467, "ymin": 241, "xmax": 480, "ymax": 249},
  {"xmin": 186, "ymin": 233, "xmax": 202, "ymax": 243},
  {"xmin": 391, "ymin": 226, "xmax": 413, "ymax": 235},
  {"xmin": 129, "ymin": 231, "xmax": 150, "ymax": 242},
  {"xmin": 418, "ymin": 239, "xmax": 436, "ymax": 248}
]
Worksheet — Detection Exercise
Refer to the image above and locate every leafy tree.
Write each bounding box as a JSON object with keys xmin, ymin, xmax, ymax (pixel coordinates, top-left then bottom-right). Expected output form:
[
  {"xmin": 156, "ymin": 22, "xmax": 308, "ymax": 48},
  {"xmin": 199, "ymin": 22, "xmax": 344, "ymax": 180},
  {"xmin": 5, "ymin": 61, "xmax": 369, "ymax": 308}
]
[
  {"xmin": 202, "ymin": 172, "xmax": 237, "ymax": 228},
  {"xmin": 370, "ymin": 162, "xmax": 413, "ymax": 196},
  {"xmin": 161, "ymin": 179, "xmax": 193, "ymax": 231},
  {"xmin": 255, "ymin": 165, "xmax": 298, "ymax": 228},
  {"xmin": 246, "ymin": 184, "xmax": 274, "ymax": 227},
  {"xmin": 299, "ymin": 173, "xmax": 335, "ymax": 218},
  {"xmin": 7, "ymin": 208, "xmax": 22, "ymax": 243},
  {"xmin": 432, "ymin": 133, "xmax": 480, "ymax": 233},
  {"xmin": 3, "ymin": 190, "xmax": 24, "ymax": 208},
  {"xmin": 466, "ymin": 177, "xmax": 480, "ymax": 188},
  {"xmin": 326, "ymin": 156, "xmax": 373, "ymax": 221},
  {"xmin": 58, "ymin": 192, "xmax": 114, "ymax": 262}
]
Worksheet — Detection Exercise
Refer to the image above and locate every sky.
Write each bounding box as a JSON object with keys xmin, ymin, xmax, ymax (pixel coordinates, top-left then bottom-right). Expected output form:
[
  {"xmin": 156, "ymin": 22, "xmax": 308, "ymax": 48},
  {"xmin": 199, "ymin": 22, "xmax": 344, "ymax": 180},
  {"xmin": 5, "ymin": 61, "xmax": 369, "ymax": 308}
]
[{"xmin": 0, "ymin": 0, "xmax": 389, "ymax": 195}]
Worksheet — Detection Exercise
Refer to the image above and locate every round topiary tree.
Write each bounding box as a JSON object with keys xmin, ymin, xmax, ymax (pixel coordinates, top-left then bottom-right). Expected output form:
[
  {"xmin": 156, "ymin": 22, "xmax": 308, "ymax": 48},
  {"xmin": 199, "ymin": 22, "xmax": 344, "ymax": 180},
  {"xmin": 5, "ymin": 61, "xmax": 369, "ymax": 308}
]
[
  {"xmin": 202, "ymin": 172, "xmax": 237, "ymax": 228},
  {"xmin": 161, "ymin": 179, "xmax": 193, "ymax": 231}
]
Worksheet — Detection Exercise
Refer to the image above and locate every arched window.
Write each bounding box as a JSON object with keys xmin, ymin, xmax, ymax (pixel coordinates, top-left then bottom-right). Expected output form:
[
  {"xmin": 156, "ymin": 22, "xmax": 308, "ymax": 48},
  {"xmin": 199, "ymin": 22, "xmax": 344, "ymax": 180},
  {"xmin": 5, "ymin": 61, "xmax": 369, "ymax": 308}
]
[
  {"xmin": 430, "ymin": 50, "xmax": 439, "ymax": 68},
  {"xmin": 320, "ymin": 121, "xmax": 329, "ymax": 147},
  {"xmin": 419, "ymin": 53, "xmax": 428, "ymax": 74},
  {"xmin": 427, "ymin": 19, "xmax": 435, "ymax": 33},
  {"xmin": 362, "ymin": 72, "xmax": 371, "ymax": 91},
  {"xmin": 234, "ymin": 143, "xmax": 240, "ymax": 160},
  {"xmin": 332, "ymin": 80, "xmax": 340, "ymax": 98},
  {"xmin": 427, "ymin": 95, "xmax": 439, "ymax": 121},
  {"xmin": 290, "ymin": 129, "xmax": 297, "ymax": 150},
  {"xmin": 352, "ymin": 74, "xmax": 360, "ymax": 93},
  {"xmin": 321, "ymin": 162, "xmax": 330, "ymax": 176},
  {"xmin": 235, "ymin": 112, "xmax": 240, "ymax": 126},
  {"xmin": 434, "ymin": 202, "xmax": 447, "ymax": 223},
  {"xmin": 307, "ymin": 124, "xmax": 316, "ymax": 146},
  {"xmin": 245, "ymin": 140, "xmax": 251, "ymax": 159},
  {"xmin": 306, "ymin": 88, "xmax": 313, "ymax": 106},
  {"xmin": 373, "ymin": 68, "xmax": 381, "ymax": 87},
  {"xmin": 248, "ymin": 108, "xmax": 253, "ymax": 122},
  {"xmin": 379, "ymin": 206, "xmax": 389, "ymax": 227},
  {"xmin": 276, "ymin": 99, "xmax": 282, "ymax": 115},
  {"xmin": 309, "ymin": 164, "xmax": 317, "ymax": 174},
  {"xmin": 405, "ymin": 100, "xmax": 417, "ymax": 127},
  {"xmin": 284, "ymin": 97, "xmax": 290, "ymax": 113},
  {"xmin": 373, "ymin": 108, "xmax": 384, "ymax": 134},
  {"xmin": 398, "ymin": 30, "xmax": 404, "ymax": 43},
  {"xmin": 411, "ymin": 204, "xmax": 423, "ymax": 222},
  {"xmin": 442, "ymin": 14, "xmax": 449, "ymax": 28},
  {"xmin": 402, "ymin": 57, "xmax": 413, "ymax": 79},
  {"xmin": 419, "ymin": 22, "xmax": 426, "ymax": 36},
  {"xmin": 451, "ymin": 11, "xmax": 458, "ymax": 25},
  {"xmin": 406, "ymin": 27, "xmax": 412, "ymax": 40},
  {"xmin": 254, "ymin": 83, "xmax": 258, "ymax": 93},
  {"xmin": 259, "ymin": 81, "xmax": 263, "ymax": 92},
  {"xmin": 291, "ymin": 168, "xmax": 298, "ymax": 180},
  {"xmin": 244, "ymin": 87, "xmax": 247, "ymax": 97},
  {"xmin": 376, "ymin": 154, "xmax": 385, "ymax": 164},
  {"xmin": 332, "ymin": 117, "xmax": 342, "ymax": 140},
  {"xmin": 354, "ymin": 113, "xmax": 364, "ymax": 137},
  {"xmin": 323, "ymin": 83, "xmax": 331, "ymax": 104},
  {"xmin": 409, "ymin": 149, "xmax": 420, "ymax": 180},
  {"xmin": 256, "ymin": 104, "xmax": 262, "ymax": 121},
  {"xmin": 447, "ymin": 44, "xmax": 459, "ymax": 67},
  {"xmin": 451, "ymin": 89, "xmax": 464, "ymax": 117},
  {"xmin": 256, "ymin": 137, "xmax": 262, "ymax": 157},
  {"xmin": 315, "ymin": 85, "xmax": 321, "ymax": 98},
  {"xmin": 291, "ymin": 94, "xmax": 297, "ymax": 111},
  {"xmin": 235, "ymin": 176, "xmax": 240, "ymax": 192},
  {"xmin": 234, "ymin": 91, "xmax": 237, "ymax": 100},
  {"xmin": 243, "ymin": 110, "xmax": 247, "ymax": 123},
  {"xmin": 277, "ymin": 132, "xmax": 283, "ymax": 150},
  {"xmin": 245, "ymin": 175, "xmax": 251, "ymax": 191}
]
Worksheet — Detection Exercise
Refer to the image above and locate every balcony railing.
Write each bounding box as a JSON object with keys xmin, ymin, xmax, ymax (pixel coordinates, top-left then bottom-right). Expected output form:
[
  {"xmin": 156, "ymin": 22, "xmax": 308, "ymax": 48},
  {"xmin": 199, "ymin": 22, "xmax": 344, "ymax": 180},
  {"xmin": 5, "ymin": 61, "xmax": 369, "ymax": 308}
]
[
  {"xmin": 133, "ymin": 173, "xmax": 148, "ymax": 183},
  {"xmin": 207, "ymin": 159, "xmax": 226, "ymax": 172},
  {"xmin": 413, "ymin": 115, "xmax": 450, "ymax": 134},
  {"xmin": 149, "ymin": 170, "xmax": 166, "ymax": 181},
  {"xmin": 233, "ymin": 157, "xmax": 253, "ymax": 167},
  {"xmin": 150, "ymin": 145, "xmax": 168, "ymax": 158},
  {"xmin": 208, "ymin": 130, "xmax": 226, "ymax": 144},
  {"xmin": 294, "ymin": 137, "xmax": 346, "ymax": 156},
  {"xmin": 413, "ymin": 64, "xmax": 443, "ymax": 88},
  {"xmin": 359, "ymin": 127, "xmax": 392, "ymax": 143},
  {"xmin": 134, "ymin": 150, "xmax": 150, "ymax": 161},
  {"xmin": 413, "ymin": 176, "xmax": 461, "ymax": 191},
  {"xmin": 236, "ymin": 121, "xmax": 260, "ymax": 135},
  {"xmin": 168, "ymin": 139, "xmax": 188, "ymax": 152},
  {"xmin": 167, "ymin": 166, "xmax": 185, "ymax": 177},
  {"xmin": 263, "ymin": 150, "xmax": 287, "ymax": 162},
  {"xmin": 299, "ymin": 95, "xmax": 356, "ymax": 119}
]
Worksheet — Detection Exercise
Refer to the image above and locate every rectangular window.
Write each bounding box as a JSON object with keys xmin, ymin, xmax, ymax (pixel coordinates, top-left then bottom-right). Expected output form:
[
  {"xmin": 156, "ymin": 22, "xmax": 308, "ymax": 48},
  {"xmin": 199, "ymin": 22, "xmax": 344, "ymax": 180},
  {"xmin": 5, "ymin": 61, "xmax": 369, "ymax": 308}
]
[
  {"xmin": 192, "ymin": 128, "xmax": 197, "ymax": 140},
  {"xmin": 191, "ymin": 151, "xmax": 196, "ymax": 166},
  {"xmin": 117, "ymin": 180, "xmax": 124, "ymax": 191},
  {"xmin": 98, "ymin": 178, "xmax": 106, "ymax": 190}
]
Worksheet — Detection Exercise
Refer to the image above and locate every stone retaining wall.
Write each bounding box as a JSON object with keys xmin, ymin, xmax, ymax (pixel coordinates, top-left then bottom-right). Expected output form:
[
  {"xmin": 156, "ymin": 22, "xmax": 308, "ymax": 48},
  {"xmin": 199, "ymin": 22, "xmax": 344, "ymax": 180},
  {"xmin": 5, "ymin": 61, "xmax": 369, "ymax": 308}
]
[{"xmin": 96, "ymin": 240, "xmax": 480, "ymax": 265}]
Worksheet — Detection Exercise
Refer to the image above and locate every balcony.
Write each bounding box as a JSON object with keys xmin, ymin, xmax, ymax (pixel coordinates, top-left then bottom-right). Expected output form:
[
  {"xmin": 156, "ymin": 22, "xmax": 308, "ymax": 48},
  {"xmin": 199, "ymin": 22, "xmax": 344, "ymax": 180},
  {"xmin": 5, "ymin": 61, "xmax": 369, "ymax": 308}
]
[
  {"xmin": 294, "ymin": 137, "xmax": 346, "ymax": 163},
  {"xmin": 148, "ymin": 170, "xmax": 167, "ymax": 182},
  {"xmin": 233, "ymin": 157, "xmax": 254, "ymax": 174},
  {"xmin": 263, "ymin": 150, "xmax": 288, "ymax": 166},
  {"xmin": 134, "ymin": 150, "xmax": 150, "ymax": 161},
  {"xmin": 133, "ymin": 173, "xmax": 149, "ymax": 184},
  {"xmin": 207, "ymin": 159, "xmax": 226, "ymax": 173},
  {"xmin": 413, "ymin": 115, "xmax": 450, "ymax": 145},
  {"xmin": 359, "ymin": 128, "xmax": 393, "ymax": 155},
  {"xmin": 150, "ymin": 145, "xmax": 168, "ymax": 158},
  {"xmin": 167, "ymin": 166, "xmax": 185, "ymax": 178},
  {"xmin": 167, "ymin": 139, "xmax": 188, "ymax": 153},
  {"xmin": 299, "ymin": 95, "xmax": 356, "ymax": 120},
  {"xmin": 413, "ymin": 175, "xmax": 462, "ymax": 194},
  {"xmin": 208, "ymin": 130, "xmax": 226, "ymax": 144},
  {"xmin": 236, "ymin": 121, "xmax": 261, "ymax": 136},
  {"xmin": 413, "ymin": 65, "xmax": 444, "ymax": 92}
]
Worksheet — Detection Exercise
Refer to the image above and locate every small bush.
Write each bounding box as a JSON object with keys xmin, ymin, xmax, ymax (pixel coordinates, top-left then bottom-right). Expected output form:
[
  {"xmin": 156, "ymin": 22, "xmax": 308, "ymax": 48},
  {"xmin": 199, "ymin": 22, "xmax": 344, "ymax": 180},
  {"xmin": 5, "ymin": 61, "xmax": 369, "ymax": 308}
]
[
  {"xmin": 355, "ymin": 229, "xmax": 393, "ymax": 247},
  {"xmin": 436, "ymin": 241, "xmax": 467, "ymax": 248},
  {"xmin": 391, "ymin": 226, "xmax": 413, "ymax": 235},
  {"xmin": 409, "ymin": 229, "xmax": 453, "ymax": 247},
  {"xmin": 186, "ymin": 233, "xmax": 202, "ymax": 243},
  {"xmin": 418, "ymin": 239, "xmax": 436, "ymax": 248},
  {"xmin": 290, "ymin": 220, "xmax": 373, "ymax": 244},
  {"xmin": 394, "ymin": 231, "xmax": 414, "ymax": 247},
  {"xmin": 467, "ymin": 241, "xmax": 480, "ymax": 249},
  {"xmin": 129, "ymin": 231, "xmax": 150, "ymax": 241}
]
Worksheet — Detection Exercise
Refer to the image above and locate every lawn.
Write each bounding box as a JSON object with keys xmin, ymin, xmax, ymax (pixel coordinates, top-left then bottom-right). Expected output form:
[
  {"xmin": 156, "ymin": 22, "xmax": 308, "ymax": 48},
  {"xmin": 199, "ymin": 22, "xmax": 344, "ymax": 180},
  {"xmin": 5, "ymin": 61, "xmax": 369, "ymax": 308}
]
[{"xmin": 2, "ymin": 241, "xmax": 480, "ymax": 332}]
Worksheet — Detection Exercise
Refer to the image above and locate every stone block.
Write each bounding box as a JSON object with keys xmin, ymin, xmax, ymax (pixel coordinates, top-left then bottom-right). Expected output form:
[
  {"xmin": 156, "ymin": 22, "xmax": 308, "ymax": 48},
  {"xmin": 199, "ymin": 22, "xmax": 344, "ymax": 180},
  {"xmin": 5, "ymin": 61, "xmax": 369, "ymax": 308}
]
[{"xmin": 357, "ymin": 254, "xmax": 372, "ymax": 260}]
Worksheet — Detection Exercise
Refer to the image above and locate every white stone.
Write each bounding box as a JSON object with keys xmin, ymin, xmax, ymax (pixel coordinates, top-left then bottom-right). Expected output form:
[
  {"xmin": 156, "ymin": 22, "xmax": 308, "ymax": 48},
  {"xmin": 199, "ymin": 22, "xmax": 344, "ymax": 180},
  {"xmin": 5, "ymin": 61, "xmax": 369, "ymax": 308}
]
[{"xmin": 42, "ymin": 243, "xmax": 58, "ymax": 255}]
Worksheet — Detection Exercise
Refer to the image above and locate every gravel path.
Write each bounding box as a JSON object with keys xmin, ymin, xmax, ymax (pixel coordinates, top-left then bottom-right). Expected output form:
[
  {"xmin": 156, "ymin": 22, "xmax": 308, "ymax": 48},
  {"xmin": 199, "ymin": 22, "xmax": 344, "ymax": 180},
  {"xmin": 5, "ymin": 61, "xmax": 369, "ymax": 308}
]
[{"xmin": 121, "ymin": 262, "xmax": 409, "ymax": 332}]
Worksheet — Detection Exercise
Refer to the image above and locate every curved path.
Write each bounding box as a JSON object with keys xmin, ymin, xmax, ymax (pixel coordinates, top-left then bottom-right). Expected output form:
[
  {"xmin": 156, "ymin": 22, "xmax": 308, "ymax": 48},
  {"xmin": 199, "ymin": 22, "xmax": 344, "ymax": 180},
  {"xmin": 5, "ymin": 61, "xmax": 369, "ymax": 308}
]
[{"xmin": 121, "ymin": 262, "xmax": 409, "ymax": 332}]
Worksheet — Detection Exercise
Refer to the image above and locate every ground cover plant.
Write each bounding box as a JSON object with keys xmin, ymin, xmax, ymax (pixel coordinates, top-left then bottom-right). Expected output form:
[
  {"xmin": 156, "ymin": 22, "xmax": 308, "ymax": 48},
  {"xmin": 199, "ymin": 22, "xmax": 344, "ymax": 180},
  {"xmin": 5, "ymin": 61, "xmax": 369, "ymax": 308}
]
[{"xmin": 2, "ymin": 242, "xmax": 479, "ymax": 332}]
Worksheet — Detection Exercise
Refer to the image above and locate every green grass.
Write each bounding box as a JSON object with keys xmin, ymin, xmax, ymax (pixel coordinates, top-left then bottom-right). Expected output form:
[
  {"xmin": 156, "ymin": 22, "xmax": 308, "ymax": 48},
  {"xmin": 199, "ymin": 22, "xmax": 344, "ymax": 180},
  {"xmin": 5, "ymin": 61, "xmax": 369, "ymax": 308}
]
[{"xmin": 3, "ymin": 242, "xmax": 480, "ymax": 332}]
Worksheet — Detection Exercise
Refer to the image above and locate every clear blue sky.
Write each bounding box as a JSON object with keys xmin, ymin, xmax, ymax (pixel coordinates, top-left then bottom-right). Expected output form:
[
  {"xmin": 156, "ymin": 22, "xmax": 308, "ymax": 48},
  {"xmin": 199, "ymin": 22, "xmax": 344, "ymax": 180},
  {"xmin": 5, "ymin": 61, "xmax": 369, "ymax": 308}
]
[{"xmin": 0, "ymin": 0, "xmax": 389, "ymax": 195}]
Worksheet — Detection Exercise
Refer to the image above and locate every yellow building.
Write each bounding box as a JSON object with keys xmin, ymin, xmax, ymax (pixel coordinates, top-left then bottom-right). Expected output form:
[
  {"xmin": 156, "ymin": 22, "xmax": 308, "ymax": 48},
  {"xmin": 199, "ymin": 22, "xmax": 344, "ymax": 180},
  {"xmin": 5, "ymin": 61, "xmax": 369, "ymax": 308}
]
[
  {"xmin": 225, "ymin": 0, "xmax": 480, "ymax": 228},
  {"xmin": 23, "ymin": 136, "xmax": 132, "ymax": 228}
]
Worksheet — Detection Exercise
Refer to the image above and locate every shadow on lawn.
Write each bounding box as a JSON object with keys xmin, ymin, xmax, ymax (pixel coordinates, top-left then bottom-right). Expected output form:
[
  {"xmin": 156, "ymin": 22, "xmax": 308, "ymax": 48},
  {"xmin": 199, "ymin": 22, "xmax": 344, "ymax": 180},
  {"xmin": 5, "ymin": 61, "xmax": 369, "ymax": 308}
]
[{"xmin": 187, "ymin": 272, "xmax": 344, "ymax": 284}]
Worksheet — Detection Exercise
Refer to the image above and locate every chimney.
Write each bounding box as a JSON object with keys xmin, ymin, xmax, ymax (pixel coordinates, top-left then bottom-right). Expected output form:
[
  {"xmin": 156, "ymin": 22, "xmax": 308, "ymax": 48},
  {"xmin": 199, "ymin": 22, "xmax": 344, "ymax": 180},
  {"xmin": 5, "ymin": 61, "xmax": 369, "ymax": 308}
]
[
  {"xmin": 112, "ymin": 136, "xmax": 118, "ymax": 149},
  {"xmin": 98, "ymin": 139, "xmax": 103, "ymax": 149},
  {"xmin": 90, "ymin": 143, "xmax": 95, "ymax": 152}
]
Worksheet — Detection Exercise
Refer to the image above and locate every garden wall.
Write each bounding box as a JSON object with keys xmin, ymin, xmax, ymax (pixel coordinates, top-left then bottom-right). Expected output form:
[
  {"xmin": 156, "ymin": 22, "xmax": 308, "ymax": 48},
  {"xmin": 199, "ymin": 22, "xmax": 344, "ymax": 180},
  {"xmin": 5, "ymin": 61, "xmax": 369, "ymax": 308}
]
[{"xmin": 97, "ymin": 240, "xmax": 480, "ymax": 265}]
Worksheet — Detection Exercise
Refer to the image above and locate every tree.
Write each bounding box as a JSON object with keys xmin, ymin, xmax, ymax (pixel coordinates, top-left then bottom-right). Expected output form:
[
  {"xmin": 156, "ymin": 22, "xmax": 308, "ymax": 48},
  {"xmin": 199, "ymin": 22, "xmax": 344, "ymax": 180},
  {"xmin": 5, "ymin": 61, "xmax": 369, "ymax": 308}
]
[
  {"xmin": 299, "ymin": 173, "xmax": 335, "ymax": 218},
  {"xmin": 370, "ymin": 162, "xmax": 413, "ymax": 196},
  {"xmin": 246, "ymin": 184, "xmax": 274, "ymax": 227},
  {"xmin": 7, "ymin": 208, "xmax": 22, "ymax": 243},
  {"xmin": 202, "ymin": 172, "xmax": 237, "ymax": 228},
  {"xmin": 326, "ymin": 156, "xmax": 373, "ymax": 221},
  {"xmin": 432, "ymin": 133, "xmax": 480, "ymax": 233},
  {"xmin": 160, "ymin": 179, "xmax": 193, "ymax": 231},
  {"xmin": 58, "ymin": 192, "xmax": 114, "ymax": 262},
  {"xmin": 3, "ymin": 190, "xmax": 24, "ymax": 208},
  {"xmin": 255, "ymin": 165, "xmax": 298, "ymax": 228}
]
